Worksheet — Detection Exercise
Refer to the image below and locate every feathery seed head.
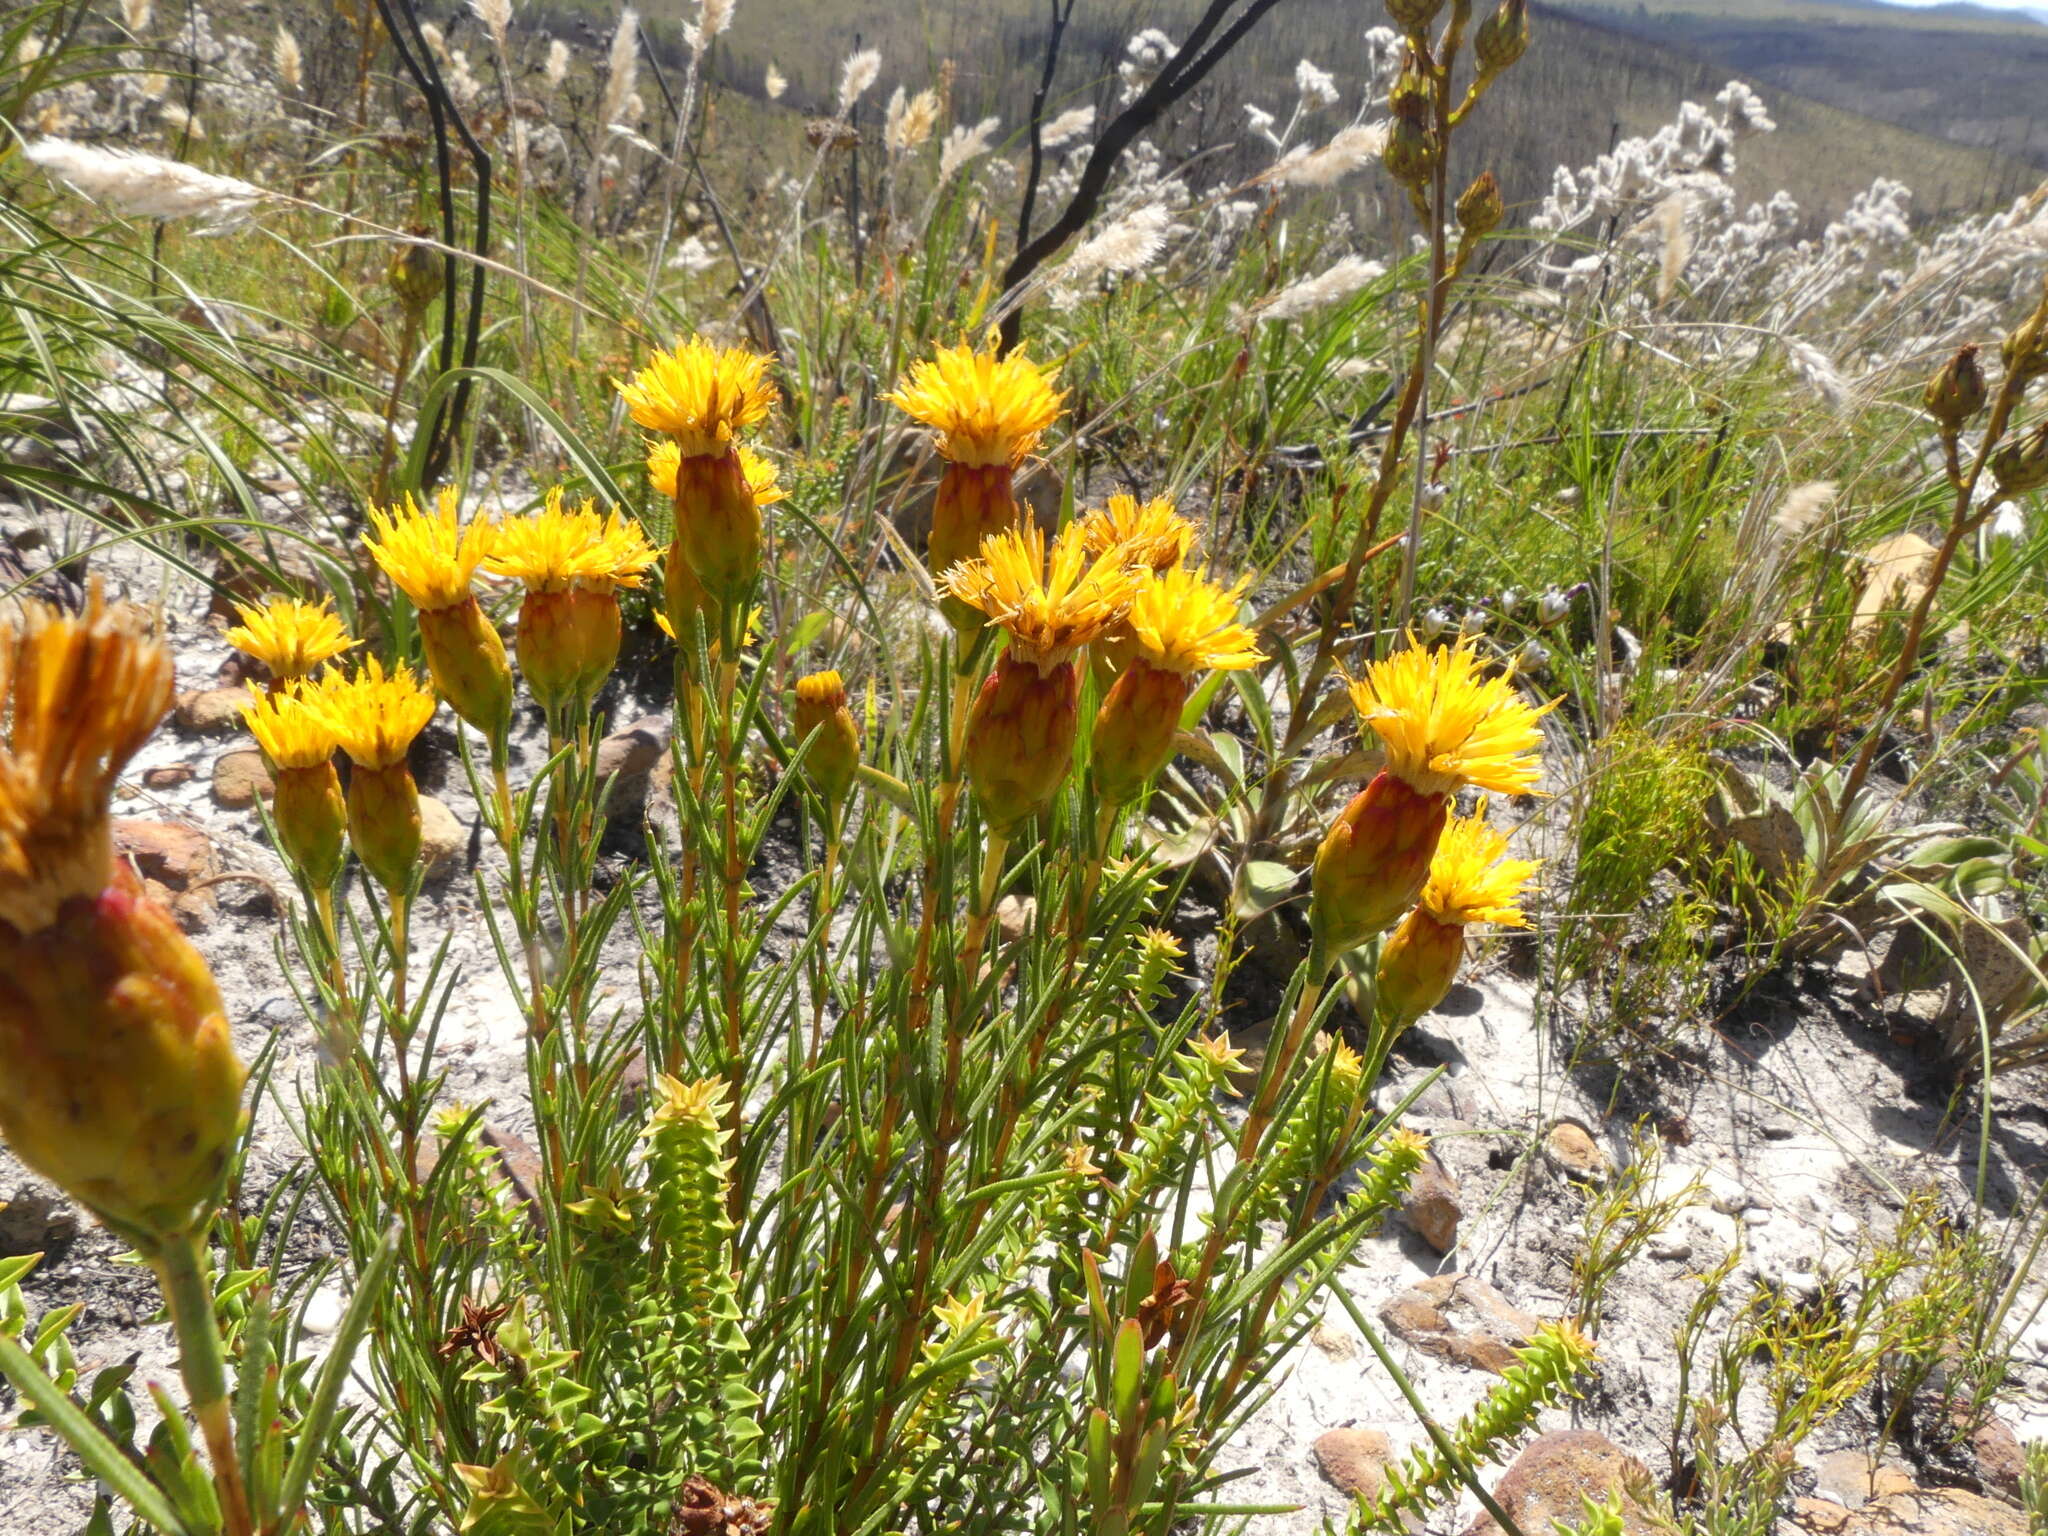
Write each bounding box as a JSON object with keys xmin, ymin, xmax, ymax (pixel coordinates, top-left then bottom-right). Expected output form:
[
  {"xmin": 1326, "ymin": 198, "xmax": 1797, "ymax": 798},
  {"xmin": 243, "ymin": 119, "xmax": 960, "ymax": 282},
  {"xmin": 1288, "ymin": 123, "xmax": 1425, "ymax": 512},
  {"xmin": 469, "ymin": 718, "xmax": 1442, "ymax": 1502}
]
[
  {"xmin": 884, "ymin": 341, "xmax": 1063, "ymax": 468},
  {"xmin": 544, "ymin": 38, "xmax": 570, "ymax": 88},
  {"xmin": 486, "ymin": 487, "xmax": 658, "ymax": 594},
  {"xmin": 617, "ymin": 338, "xmax": 778, "ymax": 459},
  {"xmin": 0, "ymin": 587, "xmax": 172, "ymax": 935},
  {"xmin": 365, "ymin": 488, "xmax": 494, "ymax": 612},
  {"xmin": 226, "ymin": 596, "xmax": 357, "ymax": 681},
  {"xmin": 943, "ymin": 521, "xmax": 1137, "ymax": 671},
  {"xmin": 1079, "ymin": 492, "xmax": 1197, "ymax": 572},
  {"xmin": 1347, "ymin": 637, "xmax": 1550, "ymax": 797},
  {"xmin": 317, "ymin": 655, "xmax": 436, "ymax": 771}
]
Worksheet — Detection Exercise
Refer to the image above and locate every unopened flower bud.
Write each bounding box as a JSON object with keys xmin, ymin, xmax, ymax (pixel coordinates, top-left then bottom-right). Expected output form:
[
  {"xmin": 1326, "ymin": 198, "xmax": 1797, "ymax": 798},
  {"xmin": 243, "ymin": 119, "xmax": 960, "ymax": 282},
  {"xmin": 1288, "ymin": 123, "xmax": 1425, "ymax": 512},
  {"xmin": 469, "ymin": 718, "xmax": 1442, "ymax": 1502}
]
[
  {"xmin": 1383, "ymin": 81, "xmax": 1436, "ymax": 189},
  {"xmin": 1517, "ymin": 639, "xmax": 1551, "ymax": 675},
  {"xmin": 1923, "ymin": 343, "xmax": 1987, "ymax": 431},
  {"xmin": 1474, "ymin": 0, "xmax": 1529, "ymax": 75},
  {"xmin": 1456, "ymin": 171, "xmax": 1503, "ymax": 242},
  {"xmin": 2003, "ymin": 308, "xmax": 2048, "ymax": 387},
  {"xmin": 931, "ymin": 463, "xmax": 1022, "ymax": 639},
  {"xmin": 1991, "ymin": 421, "xmax": 2048, "ymax": 497},
  {"xmin": 1384, "ymin": 0, "xmax": 1443, "ymax": 37},
  {"xmin": 387, "ymin": 230, "xmax": 442, "ymax": 317},
  {"xmin": 1376, "ymin": 905, "xmax": 1466, "ymax": 1029},
  {"xmin": 793, "ymin": 671, "xmax": 861, "ymax": 808},
  {"xmin": 1536, "ymin": 589, "xmax": 1572, "ymax": 627}
]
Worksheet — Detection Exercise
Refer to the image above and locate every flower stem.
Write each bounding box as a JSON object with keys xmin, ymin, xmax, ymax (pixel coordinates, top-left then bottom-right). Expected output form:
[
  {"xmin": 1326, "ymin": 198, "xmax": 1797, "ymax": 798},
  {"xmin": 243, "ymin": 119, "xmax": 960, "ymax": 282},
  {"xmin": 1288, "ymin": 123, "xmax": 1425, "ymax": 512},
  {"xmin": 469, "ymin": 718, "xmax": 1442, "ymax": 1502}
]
[{"xmin": 152, "ymin": 1234, "xmax": 254, "ymax": 1536}]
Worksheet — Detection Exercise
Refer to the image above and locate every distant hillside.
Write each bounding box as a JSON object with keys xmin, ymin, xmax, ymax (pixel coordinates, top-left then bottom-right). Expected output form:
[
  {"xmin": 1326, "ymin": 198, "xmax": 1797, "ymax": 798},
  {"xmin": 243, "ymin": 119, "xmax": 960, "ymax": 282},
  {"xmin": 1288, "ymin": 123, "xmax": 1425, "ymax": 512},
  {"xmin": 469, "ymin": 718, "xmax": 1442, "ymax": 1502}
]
[
  {"xmin": 1546, "ymin": 0, "xmax": 2048, "ymax": 167},
  {"xmin": 528, "ymin": 0, "xmax": 2044, "ymax": 227}
]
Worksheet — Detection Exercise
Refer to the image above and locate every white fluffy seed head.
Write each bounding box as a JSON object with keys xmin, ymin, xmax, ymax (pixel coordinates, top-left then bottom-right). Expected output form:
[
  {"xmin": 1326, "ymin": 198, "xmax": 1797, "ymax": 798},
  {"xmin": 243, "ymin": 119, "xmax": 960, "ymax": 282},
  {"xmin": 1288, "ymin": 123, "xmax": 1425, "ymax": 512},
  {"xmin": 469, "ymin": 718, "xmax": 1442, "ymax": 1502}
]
[
  {"xmin": 836, "ymin": 47, "xmax": 880, "ymax": 113},
  {"xmin": 24, "ymin": 137, "xmax": 267, "ymax": 228},
  {"xmin": 121, "ymin": 0, "xmax": 152, "ymax": 33},
  {"xmin": 544, "ymin": 37, "xmax": 569, "ymax": 89},
  {"xmin": 938, "ymin": 115, "xmax": 1000, "ymax": 179},
  {"xmin": 1059, "ymin": 203, "xmax": 1172, "ymax": 286},
  {"xmin": 1039, "ymin": 105, "xmax": 1094, "ymax": 149},
  {"xmin": 469, "ymin": 0, "xmax": 511, "ymax": 51},
  {"xmin": 272, "ymin": 25, "xmax": 302, "ymax": 90},
  {"xmin": 764, "ymin": 61, "xmax": 786, "ymax": 99},
  {"xmin": 698, "ymin": 0, "xmax": 735, "ymax": 42},
  {"xmin": 1254, "ymin": 254, "xmax": 1387, "ymax": 322},
  {"xmin": 597, "ymin": 8, "xmax": 638, "ymax": 128},
  {"xmin": 1772, "ymin": 481, "xmax": 1837, "ymax": 541},
  {"xmin": 1262, "ymin": 122, "xmax": 1386, "ymax": 188},
  {"xmin": 885, "ymin": 87, "xmax": 940, "ymax": 155}
]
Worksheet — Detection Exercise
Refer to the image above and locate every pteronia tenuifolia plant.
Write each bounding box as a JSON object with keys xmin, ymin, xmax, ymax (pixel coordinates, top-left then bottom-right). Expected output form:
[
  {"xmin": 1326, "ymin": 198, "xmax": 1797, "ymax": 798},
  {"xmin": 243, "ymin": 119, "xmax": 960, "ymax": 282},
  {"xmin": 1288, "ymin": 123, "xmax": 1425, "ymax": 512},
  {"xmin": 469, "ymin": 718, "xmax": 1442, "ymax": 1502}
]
[{"xmin": 0, "ymin": 331, "xmax": 1572, "ymax": 1536}]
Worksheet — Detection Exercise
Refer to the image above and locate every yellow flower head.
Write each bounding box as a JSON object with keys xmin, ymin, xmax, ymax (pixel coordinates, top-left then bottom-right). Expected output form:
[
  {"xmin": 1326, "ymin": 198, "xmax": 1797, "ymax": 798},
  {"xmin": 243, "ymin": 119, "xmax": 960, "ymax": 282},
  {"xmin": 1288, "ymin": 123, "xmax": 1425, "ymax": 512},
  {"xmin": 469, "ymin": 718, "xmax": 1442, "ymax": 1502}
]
[
  {"xmin": 316, "ymin": 655, "xmax": 437, "ymax": 771},
  {"xmin": 1122, "ymin": 565, "xmax": 1263, "ymax": 675},
  {"xmin": 616, "ymin": 338, "xmax": 778, "ymax": 459},
  {"xmin": 647, "ymin": 440, "xmax": 787, "ymax": 507},
  {"xmin": 943, "ymin": 521, "xmax": 1137, "ymax": 670},
  {"xmin": 1418, "ymin": 809, "xmax": 1539, "ymax": 927},
  {"xmin": 0, "ymin": 587, "xmax": 172, "ymax": 933},
  {"xmin": 1347, "ymin": 637, "xmax": 1551, "ymax": 796},
  {"xmin": 485, "ymin": 487, "xmax": 659, "ymax": 594},
  {"xmin": 225, "ymin": 597, "xmax": 357, "ymax": 680},
  {"xmin": 365, "ymin": 487, "xmax": 495, "ymax": 612},
  {"xmin": 241, "ymin": 683, "xmax": 340, "ymax": 771},
  {"xmin": 1080, "ymin": 493, "xmax": 1198, "ymax": 572},
  {"xmin": 884, "ymin": 341, "xmax": 1065, "ymax": 468}
]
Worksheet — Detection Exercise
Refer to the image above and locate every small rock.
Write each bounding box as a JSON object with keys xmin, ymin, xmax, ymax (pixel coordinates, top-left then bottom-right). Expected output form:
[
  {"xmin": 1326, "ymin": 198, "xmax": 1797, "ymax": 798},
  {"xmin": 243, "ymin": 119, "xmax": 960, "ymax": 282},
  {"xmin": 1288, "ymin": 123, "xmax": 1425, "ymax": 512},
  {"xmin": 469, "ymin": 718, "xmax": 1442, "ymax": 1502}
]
[
  {"xmin": 1964, "ymin": 1413, "xmax": 2025, "ymax": 1499},
  {"xmin": 0, "ymin": 1188, "xmax": 78, "ymax": 1256},
  {"xmin": 1649, "ymin": 1238, "xmax": 1692, "ymax": 1262},
  {"xmin": 171, "ymin": 884, "xmax": 218, "ymax": 934},
  {"xmin": 300, "ymin": 1287, "xmax": 347, "ymax": 1335},
  {"xmin": 1829, "ymin": 1212, "xmax": 1859, "ymax": 1240},
  {"xmin": 1743, "ymin": 1206, "xmax": 1773, "ymax": 1227},
  {"xmin": 418, "ymin": 795, "xmax": 466, "ymax": 879},
  {"xmin": 1463, "ymin": 1430, "xmax": 1653, "ymax": 1536},
  {"xmin": 1830, "ymin": 1486, "xmax": 2022, "ymax": 1536},
  {"xmin": 212, "ymin": 748, "xmax": 275, "ymax": 809},
  {"xmin": 1706, "ymin": 1176, "xmax": 1751, "ymax": 1215},
  {"xmin": 996, "ymin": 895, "xmax": 1037, "ymax": 946},
  {"xmin": 174, "ymin": 685, "xmax": 255, "ymax": 734},
  {"xmin": 1310, "ymin": 1323, "xmax": 1358, "ymax": 1359},
  {"xmin": 142, "ymin": 763, "xmax": 196, "ymax": 788},
  {"xmin": 1794, "ymin": 1497, "xmax": 1853, "ymax": 1534},
  {"xmin": 1543, "ymin": 1121, "xmax": 1609, "ymax": 1182},
  {"xmin": 113, "ymin": 818, "xmax": 216, "ymax": 887},
  {"xmin": 1381, "ymin": 1274, "xmax": 1539, "ymax": 1376},
  {"xmin": 594, "ymin": 715, "xmax": 669, "ymax": 819},
  {"xmin": 1401, "ymin": 1156, "xmax": 1463, "ymax": 1254},
  {"xmin": 1313, "ymin": 1426, "xmax": 1391, "ymax": 1499}
]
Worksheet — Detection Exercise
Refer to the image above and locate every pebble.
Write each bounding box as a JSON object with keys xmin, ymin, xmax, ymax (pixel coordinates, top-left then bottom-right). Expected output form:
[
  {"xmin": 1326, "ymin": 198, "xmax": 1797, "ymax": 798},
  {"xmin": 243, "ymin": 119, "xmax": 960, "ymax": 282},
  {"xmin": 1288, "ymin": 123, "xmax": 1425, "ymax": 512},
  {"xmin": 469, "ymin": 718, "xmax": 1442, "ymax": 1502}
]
[
  {"xmin": 1742, "ymin": 1206, "xmax": 1773, "ymax": 1226},
  {"xmin": 300, "ymin": 1287, "xmax": 346, "ymax": 1335},
  {"xmin": 1829, "ymin": 1211, "xmax": 1859, "ymax": 1240},
  {"xmin": 1649, "ymin": 1238, "xmax": 1692, "ymax": 1262}
]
